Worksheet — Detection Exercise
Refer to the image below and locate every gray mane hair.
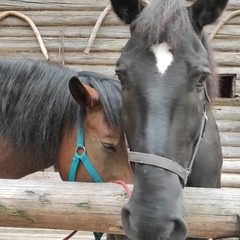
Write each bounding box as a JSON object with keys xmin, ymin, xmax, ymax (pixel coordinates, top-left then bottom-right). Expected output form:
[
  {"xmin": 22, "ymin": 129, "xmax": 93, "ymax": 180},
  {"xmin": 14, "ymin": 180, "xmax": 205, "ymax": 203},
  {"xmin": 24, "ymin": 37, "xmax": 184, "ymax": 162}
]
[{"xmin": 133, "ymin": 0, "xmax": 191, "ymax": 48}]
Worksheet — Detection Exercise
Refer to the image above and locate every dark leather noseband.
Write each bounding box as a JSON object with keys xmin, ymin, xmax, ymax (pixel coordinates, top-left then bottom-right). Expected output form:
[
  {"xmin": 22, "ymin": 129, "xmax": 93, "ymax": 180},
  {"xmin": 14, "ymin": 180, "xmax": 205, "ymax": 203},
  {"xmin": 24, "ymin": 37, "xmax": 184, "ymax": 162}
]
[
  {"xmin": 128, "ymin": 84, "xmax": 210, "ymax": 187},
  {"xmin": 130, "ymin": 152, "xmax": 188, "ymax": 185}
]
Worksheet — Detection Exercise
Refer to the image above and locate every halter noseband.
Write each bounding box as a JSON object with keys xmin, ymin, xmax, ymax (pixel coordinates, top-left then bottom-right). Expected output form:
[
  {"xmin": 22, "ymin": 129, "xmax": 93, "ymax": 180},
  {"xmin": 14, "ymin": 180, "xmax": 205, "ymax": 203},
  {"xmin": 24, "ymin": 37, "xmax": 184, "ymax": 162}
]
[
  {"xmin": 129, "ymin": 84, "xmax": 210, "ymax": 187},
  {"xmin": 68, "ymin": 125, "xmax": 103, "ymax": 183}
]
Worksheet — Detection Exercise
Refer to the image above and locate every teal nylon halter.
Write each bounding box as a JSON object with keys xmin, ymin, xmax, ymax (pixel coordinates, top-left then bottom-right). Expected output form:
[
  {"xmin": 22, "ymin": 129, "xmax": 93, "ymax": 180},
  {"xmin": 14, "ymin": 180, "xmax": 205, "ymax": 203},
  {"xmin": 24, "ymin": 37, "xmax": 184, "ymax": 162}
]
[
  {"xmin": 69, "ymin": 125, "xmax": 103, "ymax": 182},
  {"xmin": 68, "ymin": 125, "xmax": 103, "ymax": 240}
]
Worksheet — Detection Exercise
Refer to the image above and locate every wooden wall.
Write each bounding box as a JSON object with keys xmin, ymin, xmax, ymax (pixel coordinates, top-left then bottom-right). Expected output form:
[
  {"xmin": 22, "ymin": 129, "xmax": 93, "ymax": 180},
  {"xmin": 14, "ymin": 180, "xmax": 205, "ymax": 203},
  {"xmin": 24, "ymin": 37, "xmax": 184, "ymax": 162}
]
[{"xmin": 0, "ymin": 0, "xmax": 240, "ymax": 187}]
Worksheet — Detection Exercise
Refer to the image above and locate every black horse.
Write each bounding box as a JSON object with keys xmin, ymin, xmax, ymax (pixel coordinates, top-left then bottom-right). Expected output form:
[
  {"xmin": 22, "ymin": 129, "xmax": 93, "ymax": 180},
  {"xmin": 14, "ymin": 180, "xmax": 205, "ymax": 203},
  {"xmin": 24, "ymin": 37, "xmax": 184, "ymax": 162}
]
[{"xmin": 110, "ymin": 0, "xmax": 228, "ymax": 239}]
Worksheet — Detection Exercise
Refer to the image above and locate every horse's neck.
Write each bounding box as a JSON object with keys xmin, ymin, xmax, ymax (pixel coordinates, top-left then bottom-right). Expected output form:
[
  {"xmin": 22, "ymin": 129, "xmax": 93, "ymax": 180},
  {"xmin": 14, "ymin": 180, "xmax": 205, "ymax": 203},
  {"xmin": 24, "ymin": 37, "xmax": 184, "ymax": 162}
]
[
  {"xmin": 57, "ymin": 125, "xmax": 77, "ymax": 181},
  {"xmin": 0, "ymin": 137, "xmax": 54, "ymax": 179}
]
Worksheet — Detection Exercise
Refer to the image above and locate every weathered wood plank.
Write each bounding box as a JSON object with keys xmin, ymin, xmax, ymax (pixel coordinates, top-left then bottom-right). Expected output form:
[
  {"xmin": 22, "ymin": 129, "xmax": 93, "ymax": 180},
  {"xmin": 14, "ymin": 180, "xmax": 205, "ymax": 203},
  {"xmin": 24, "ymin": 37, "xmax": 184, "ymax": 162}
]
[
  {"xmin": 0, "ymin": 37, "xmax": 127, "ymax": 52},
  {"xmin": 215, "ymin": 98, "xmax": 240, "ymax": 106},
  {"xmin": 222, "ymin": 161, "xmax": 240, "ymax": 173},
  {"xmin": 0, "ymin": 180, "xmax": 239, "ymax": 239},
  {"xmin": 216, "ymin": 120, "xmax": 240, "ymax": 132},
  {"xmin": 206, "ymin": 25, "xmax": 240, "ymax": 38},
  {"xmin": 2, "ymin": 0, "xmax": 240, "ymax": 11},
  {"xmin": 186, "ymin": 0, "xmax": 240, "ymax": 9},
  {"xmin": 221, "ymin": 173, "xmax": 240, "ymax": 187},
  {"xmin": 211, "ymin": 38, "xmax": 240, "ymax": 51},
  {"xmin": 2, "ymin": 37, "xmax": 240, "ymax": 67},
  {"xmin": 0, "ymin": 26, "xmax": 130, "ymax": 38},
  {"xmin": 0, "ymin": 0, "xmax": 110, "ymax": 11},
  {"xmin": 220, "ymin": 132, "xmax": 240, "ymax": 146},
  {"xmin": 0, "ymin": 11, "xmax": 121, "ymax": 27},
  {"xmin": 213, "ymin": 106, "xmax": 240, "ymax": 121},
  {"xmin": 214, "ymin": 52, "xmax": 240, "ymax": 67},
  {"xmin": 222, "ymin": 146, "xmax": 240, "ymax": 158}
]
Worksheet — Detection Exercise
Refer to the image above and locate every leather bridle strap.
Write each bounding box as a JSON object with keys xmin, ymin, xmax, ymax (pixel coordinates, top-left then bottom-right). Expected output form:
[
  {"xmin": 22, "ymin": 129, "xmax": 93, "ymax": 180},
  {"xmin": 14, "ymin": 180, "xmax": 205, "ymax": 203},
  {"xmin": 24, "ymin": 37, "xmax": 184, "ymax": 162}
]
[
  {"xmin": 130, "ymin": 152, "xmax": 188, "ymax": 186},
  {"xmin": 129, "ymin": 84, "xmax": 210, "ymax": 187}
]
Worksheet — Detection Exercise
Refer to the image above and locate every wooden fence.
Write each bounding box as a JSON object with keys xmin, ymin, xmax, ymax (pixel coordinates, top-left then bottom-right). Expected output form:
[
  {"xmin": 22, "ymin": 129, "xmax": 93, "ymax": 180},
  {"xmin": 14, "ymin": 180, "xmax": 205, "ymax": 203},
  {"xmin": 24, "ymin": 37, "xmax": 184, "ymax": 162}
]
[
  {"xmin": 0, "ymin": 1, "xmax": 240, "ymax": 238},
  {"xmin": 0, "ymin": 179, "xmax": 240, "ymax": 239}
]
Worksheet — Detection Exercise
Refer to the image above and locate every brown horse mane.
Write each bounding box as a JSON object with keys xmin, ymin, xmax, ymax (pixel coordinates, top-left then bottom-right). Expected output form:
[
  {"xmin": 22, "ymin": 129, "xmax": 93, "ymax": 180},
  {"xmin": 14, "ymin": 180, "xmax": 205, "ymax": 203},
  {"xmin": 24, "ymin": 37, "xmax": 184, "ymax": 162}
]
[{"xmin": 0, "ymin": 58, "xmax": 122, "ymax": 164}]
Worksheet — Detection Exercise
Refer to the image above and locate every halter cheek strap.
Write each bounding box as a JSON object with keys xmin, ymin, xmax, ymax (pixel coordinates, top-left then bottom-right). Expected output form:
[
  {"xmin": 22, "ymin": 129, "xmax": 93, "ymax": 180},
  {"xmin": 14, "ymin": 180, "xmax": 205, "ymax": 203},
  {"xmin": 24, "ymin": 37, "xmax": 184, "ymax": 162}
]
[
  {"xmin": 68, "ymin": 126, "xmax": 103, "ymax": 183},
  {"xmin": 68, "ymin": 125, "xmax": 103, "ymax": 240}
]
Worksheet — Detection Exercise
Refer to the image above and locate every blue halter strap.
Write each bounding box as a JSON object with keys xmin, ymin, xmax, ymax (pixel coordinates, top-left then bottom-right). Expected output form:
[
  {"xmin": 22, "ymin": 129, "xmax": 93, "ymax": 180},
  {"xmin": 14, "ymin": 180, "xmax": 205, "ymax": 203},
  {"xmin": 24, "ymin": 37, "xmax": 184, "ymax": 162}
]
[
  {"xmin": 68, "ymin": 125, "xmax": 103, "ymax": 240},
  {"xmin": 69, "ymin": 125, "xmax": 103, "ymax": 183}
]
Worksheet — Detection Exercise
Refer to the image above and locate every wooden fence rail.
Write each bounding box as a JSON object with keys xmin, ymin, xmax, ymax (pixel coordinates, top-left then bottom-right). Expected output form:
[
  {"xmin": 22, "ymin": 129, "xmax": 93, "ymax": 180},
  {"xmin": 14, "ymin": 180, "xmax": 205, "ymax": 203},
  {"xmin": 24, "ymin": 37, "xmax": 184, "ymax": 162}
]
[{"xmin": 0, "ymin": 179, "xmax": 239, "ymax": 239}]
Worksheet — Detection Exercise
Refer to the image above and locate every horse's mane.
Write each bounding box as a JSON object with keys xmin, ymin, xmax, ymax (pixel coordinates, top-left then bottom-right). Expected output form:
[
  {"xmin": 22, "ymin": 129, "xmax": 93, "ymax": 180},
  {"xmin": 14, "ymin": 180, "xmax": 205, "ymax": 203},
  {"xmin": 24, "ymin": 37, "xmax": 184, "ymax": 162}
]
[
  {"xmin": 0, "ymin": 58, "xmax": 121, "ymax": 163},
  {"xmin": 133, "ymin": 0, "xmax": 190, "ymax": 48}
]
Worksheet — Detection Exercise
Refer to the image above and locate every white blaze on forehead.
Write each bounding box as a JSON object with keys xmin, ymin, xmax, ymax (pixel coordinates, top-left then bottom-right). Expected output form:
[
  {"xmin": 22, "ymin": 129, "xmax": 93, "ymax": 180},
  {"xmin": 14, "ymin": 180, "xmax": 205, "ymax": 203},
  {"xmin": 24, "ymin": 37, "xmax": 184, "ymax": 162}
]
[{"xmin": 151, "ymin": 42, "xmax": 173, "ymax": 75}]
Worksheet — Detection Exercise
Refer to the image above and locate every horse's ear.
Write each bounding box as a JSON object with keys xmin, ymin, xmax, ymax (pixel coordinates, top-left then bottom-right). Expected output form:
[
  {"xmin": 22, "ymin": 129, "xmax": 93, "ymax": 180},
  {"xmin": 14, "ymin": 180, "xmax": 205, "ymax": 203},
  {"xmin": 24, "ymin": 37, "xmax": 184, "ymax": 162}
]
[
  {"xmin": 69, "ymin": 76, "xmax": 99, "ymax": 108},
  {"xmin": 189, "ymin": 0, "xmax": 228, "ymax": 30},
  {"xmin": 110, "ymin": 0, "xmax": 147, "ymax": 24}
]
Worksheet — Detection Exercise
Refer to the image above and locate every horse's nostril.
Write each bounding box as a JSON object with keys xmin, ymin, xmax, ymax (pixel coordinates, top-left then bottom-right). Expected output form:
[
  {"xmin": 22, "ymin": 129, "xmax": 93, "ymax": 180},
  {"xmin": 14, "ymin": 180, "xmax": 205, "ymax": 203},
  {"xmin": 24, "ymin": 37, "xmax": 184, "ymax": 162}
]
[
  {"xmin": 121, "ymin": 204, "xmax": 138, "ymax": 240},
  {"xmin": 121, "ymin": 204, "xmax": 131, "ymax": 223}
]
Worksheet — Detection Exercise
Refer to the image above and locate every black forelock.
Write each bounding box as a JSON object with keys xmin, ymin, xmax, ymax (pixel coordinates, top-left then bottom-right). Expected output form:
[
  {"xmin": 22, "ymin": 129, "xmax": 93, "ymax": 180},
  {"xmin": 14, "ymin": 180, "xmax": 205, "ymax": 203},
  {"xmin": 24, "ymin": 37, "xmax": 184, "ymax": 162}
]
[{"xmin": 132, "ymin": 0, "xmax": 190, "ymax": 48}]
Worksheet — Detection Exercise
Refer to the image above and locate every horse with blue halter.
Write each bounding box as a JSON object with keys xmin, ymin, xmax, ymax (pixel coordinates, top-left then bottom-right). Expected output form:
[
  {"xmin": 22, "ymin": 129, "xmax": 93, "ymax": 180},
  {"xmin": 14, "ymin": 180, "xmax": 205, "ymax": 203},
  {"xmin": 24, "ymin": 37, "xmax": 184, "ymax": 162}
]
[
  {"xmin": 0, "ymin": 57, "xmax": 134, "ymax": 239},
  {"xmin": 110, "ymin": 0, "xmax": 228, "ymax": 239},
  {"xmin": 0, "ymin": 58, "xmax": 134, "ymax": 182},
  {"xmin": 0, "ymin": 57, "xmax": 134, "ymax": 182}
]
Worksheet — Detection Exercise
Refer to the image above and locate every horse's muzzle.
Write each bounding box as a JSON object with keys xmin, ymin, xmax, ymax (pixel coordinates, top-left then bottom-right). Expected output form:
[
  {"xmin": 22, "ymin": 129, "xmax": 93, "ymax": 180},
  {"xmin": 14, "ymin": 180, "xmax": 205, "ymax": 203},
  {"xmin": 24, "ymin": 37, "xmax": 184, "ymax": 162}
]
[{"xmin": 121, "ymin": 163, "xmax": 187, "ymax": 240}]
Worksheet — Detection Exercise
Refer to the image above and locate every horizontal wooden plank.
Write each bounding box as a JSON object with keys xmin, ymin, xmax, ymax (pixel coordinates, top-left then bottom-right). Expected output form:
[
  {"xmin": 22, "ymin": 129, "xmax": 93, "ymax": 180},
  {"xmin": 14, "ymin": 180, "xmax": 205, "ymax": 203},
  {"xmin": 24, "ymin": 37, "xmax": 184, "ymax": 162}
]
[
  {"xmin": 0, "ymin": 10, "xmax": 121, "ymax": 27},
  {"xmin": 211, "ymin": 38, "xmax": 240, "ymax": 51},
  {"xmin": 0, "ymin": 37, "xmax": 127, "ymax": 52},
  {"xmin": 2, "ymin": 0, "xmax": 240, "ymax": 11},
  {"xmin": 206, "ymin": 25, "xmax": 240, "ymax": 38},
  {"xmin": 1, "ymin": 0, "xmax": 110, "ymax": 11},
  {"xmin": 214, "ymin": 52, "xmax": 240, "ymax": 67},
  {"xmin": 222, "ymin": 161, "xmax": 240, "ymax": 173},
  {"xmin": 0, "ymin": 51, "xmax": 120, "ymax": 68},
  {"xmin": 0, "ymin": 25, "xmax": 130, "ymax": 38},
  {"xmin": 216, "ymin": 120, "xmax": 240, "ymax": 132},
  {"xmin": 217, "ymin": 66, "xmax": 240, "ymax": 75},
  {"xmin": 0, "ymin": 180, "xmax": 240, "ymax": 238},
  {"xmin": 215, "ymin": 98, "xmax": 240, "ymax": 106},
  {"xmin": 219, "ymin": 132, "xmax": 240, "ymax": 146},
  {"xmin": 221, "ymin": 173, "xmax": 240, "ymax": 188},
  {"xmin": 2, "ymin": 37, "xmax": 240, "ymax": 68},
  {"xmin": 213, "ymin": 106, "xmax": 240, "ymax": 121},
  {"xmin": 185, "ymin": 0, "xmax": 240, "ymax": 10},
  {"xmin": 222, "ymin": 146, "xmax": 240, "ymax": 158}
]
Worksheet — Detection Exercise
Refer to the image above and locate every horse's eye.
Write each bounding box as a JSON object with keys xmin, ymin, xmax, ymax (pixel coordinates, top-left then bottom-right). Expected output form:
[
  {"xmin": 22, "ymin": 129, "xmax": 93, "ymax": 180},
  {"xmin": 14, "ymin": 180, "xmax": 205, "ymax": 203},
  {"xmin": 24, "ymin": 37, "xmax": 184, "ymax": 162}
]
[
  {"xmin": 199, "ymin": 72, "xmax": 210, "ymax": 84},
  {"xmin": 101, "ymin": 142, "xmax": 117, "ymax": 153},
  {"xmin": 196, "ymin": 72, "xmax": 210, "ymax": 90}
]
